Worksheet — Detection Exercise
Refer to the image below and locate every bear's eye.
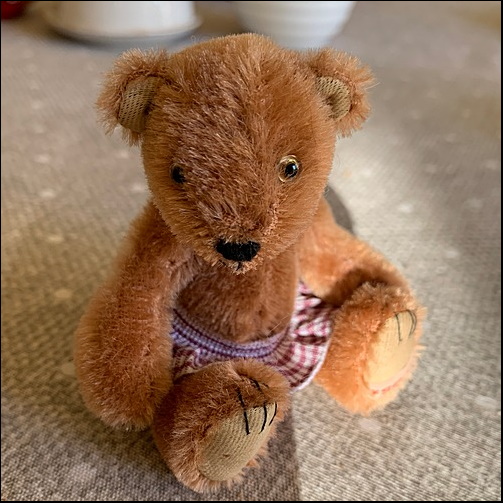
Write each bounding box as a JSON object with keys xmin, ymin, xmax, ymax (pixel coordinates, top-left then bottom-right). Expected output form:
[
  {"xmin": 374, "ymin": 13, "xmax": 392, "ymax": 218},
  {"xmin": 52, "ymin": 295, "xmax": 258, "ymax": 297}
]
[
  {"xmin": 171, "ymin": 165, "xmax": 185, "ymax": 184},
  {"xmin": 277, "ymin": 155, "xmax": 300, "ymax": 182}
]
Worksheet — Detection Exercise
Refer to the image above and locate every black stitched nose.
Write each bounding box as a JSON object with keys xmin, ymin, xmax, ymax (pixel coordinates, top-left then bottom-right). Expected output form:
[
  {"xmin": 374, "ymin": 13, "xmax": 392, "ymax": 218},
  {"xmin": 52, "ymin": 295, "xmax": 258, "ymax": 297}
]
[{"xmin": 215, "ymin": 240, "xmax": 261, "ymax": 262}]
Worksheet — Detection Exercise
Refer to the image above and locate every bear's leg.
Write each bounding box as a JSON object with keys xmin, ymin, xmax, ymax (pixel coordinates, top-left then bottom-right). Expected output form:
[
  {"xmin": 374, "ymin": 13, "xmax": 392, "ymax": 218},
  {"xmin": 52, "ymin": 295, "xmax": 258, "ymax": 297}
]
[
  {"xmin": 299, "ymin": 199, "xmax": 424, "ymax": 414},
  {"xmin": 315, "ymin": 283, "xmax": 424, "ymax": 415},
  {"xmin": 152, "ymin": 359, "xmax": 290, "ymax": 492}
]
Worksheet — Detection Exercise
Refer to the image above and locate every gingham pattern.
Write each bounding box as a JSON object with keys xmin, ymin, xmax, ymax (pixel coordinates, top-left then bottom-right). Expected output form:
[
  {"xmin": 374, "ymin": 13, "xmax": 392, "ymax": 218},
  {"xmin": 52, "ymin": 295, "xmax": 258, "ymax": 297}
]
[{"xmin": 171, "ymin": 282, "xmax": 336, "ymax": 391}]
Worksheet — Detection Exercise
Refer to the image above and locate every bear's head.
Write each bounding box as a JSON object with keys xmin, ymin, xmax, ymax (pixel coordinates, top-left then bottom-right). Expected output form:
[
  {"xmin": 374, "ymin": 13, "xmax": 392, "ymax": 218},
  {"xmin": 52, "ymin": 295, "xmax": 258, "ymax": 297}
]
[{"xmin": 98, "ymin": 34, "xmax": 372, "ymax": 273}]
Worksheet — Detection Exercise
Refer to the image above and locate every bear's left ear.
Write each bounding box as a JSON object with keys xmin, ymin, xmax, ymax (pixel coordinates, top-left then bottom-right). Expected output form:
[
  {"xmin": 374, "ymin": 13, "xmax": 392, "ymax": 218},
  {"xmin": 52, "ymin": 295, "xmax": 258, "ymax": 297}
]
[
  {"xmin": 96, "ymin": 48, "xmax": 170, "ymax": 145},
  {"xmin": 304, "ymin": 49, "xmax": 374, "ymax": 137}
]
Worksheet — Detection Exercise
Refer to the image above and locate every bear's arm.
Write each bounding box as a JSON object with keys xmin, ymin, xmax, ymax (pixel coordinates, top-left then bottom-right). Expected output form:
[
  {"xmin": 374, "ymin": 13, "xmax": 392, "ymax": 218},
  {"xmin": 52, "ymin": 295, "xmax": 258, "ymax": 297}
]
[
  {"xmin": 298, "ymin": 197, "xmax": 407, "ymax": 306},
  {"xmin": 74, "ymin": 200, "xmax": 196, "ymax": 430}
]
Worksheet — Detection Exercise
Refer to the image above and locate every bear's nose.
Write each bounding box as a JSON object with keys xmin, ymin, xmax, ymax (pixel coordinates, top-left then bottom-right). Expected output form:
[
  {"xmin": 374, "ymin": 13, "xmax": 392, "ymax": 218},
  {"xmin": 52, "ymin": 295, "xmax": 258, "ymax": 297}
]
[{"xmin": 215, "ymin": 240, "xmax": 261, "ymax": 262}]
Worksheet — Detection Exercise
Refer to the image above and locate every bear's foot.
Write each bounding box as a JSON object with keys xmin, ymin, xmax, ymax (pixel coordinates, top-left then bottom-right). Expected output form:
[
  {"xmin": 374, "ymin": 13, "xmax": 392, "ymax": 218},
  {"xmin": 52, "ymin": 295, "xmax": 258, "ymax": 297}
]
[
  {"xmin": 315, "ymin": 283, "xmax": 424, "ymax": 414},
  {"xmin": 364, "ymin": 310, "xmax": 418, "ymax": 395},
  {"xmin": 198, "ymin": 383, "xmax": 278, "ymax": 482},
  {"xmin": 153, "ymin": 359, "xmax": 290, "ymax": 492}
]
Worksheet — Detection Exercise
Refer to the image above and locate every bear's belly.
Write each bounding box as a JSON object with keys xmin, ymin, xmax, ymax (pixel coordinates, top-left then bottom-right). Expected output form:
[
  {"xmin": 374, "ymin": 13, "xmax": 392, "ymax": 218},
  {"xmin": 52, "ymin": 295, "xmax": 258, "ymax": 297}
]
[
  {"xmin": 171, "ymin": 280, "xmax": 336, "ymax": 390},
  {"xmin": 176, "ymin": 250, "xmax": 298, "ymax": 343}
]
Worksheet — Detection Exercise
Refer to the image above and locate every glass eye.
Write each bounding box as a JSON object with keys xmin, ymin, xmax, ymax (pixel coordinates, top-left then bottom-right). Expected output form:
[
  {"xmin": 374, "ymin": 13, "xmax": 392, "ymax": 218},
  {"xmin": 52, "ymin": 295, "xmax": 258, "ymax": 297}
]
[
  {"xmin": 171, "ymin": 165, "xmax": 185, "ymax": 184},
  {"xmin": 278, "ymin": 155, "xmax": 300, "ymax": 182}
]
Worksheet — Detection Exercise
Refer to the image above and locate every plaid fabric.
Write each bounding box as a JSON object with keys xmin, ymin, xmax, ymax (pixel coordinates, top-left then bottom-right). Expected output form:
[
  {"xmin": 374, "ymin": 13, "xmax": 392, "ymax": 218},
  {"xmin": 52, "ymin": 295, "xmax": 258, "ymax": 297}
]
[{"xmin": 171, "ymin": 282, "xmax": 336, "ymax": 391}]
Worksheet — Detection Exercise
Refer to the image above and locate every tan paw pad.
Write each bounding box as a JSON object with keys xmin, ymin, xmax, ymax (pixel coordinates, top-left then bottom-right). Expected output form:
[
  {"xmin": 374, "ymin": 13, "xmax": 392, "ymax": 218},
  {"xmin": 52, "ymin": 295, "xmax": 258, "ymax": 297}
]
[
  {"xmin": 198, "ymin": 401, "xmax": 277, "ymax": 481},
  {"xmin": 364, "ymin": 310, "xmax": 418, "ymax": 393}
]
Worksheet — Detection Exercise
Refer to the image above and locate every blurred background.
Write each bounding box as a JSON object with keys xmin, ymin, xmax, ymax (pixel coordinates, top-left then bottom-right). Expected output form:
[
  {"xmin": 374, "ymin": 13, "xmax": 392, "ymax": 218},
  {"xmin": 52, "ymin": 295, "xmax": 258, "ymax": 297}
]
[{"xmin": 1, "ymin": 2, "xmax": 501, "ymax": 501}]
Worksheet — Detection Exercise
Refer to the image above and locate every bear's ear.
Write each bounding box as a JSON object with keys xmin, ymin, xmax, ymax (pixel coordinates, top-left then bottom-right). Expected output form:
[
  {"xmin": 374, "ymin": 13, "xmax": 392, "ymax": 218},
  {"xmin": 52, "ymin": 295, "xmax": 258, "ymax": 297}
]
[
  {"xmin": 96, "ymin": 49, "xmax": 169, "ymax": 145},
  {"xmin": 305, "ymin": 49, "xmax": 374, "ymax": 137}
]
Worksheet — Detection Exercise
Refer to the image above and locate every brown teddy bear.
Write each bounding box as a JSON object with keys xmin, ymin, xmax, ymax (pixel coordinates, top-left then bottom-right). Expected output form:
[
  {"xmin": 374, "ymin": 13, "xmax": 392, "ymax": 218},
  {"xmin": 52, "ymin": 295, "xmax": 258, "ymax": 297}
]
[{"xmin": 74, "ymin": 34, "xmax": 424, "ymax": 493}]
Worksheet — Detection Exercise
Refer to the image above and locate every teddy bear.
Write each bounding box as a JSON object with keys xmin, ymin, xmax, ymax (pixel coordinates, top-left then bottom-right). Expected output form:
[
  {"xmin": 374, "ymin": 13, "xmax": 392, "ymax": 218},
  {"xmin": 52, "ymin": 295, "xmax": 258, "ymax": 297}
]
[{"xmin": 74, "ymin": 33, "xmax": 424, "ymax": 493}]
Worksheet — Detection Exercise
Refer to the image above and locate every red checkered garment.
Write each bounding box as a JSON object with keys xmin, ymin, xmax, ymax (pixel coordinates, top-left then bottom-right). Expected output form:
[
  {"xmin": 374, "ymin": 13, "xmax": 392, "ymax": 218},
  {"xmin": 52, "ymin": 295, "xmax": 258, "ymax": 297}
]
[{"xmin": 171, "ymin": 282, "xmax": 336, "ymax": 391}]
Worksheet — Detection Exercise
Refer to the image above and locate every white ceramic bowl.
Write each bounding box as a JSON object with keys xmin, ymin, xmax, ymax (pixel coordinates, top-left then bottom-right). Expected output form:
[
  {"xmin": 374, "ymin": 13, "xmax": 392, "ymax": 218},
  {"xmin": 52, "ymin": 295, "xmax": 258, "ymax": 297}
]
[
  {"xmin": 233, "ymin": 1, "xmax": 357, "ymax": 49},
  {"xmin": 50, "ymin": 1, "xmax": 197, "ymax": 37}
]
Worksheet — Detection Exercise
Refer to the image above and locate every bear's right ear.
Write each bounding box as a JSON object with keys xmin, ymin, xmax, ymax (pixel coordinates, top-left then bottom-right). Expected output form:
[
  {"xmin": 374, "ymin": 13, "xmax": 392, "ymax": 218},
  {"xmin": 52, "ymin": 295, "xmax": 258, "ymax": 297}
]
[
  {"xmin": 96, "ymin": 49, "xmax": 169, "ymax": 145},
  {"xmin": 304, "ymin": 48, "xmax": 374, "ymax": 138}
]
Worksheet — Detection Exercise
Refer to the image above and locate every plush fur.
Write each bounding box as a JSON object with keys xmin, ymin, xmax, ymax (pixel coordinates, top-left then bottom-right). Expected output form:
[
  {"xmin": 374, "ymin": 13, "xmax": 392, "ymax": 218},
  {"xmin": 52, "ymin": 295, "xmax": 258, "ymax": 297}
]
[{"xmin": 75, "ymin": 34, "xmax": 424, "ymax": 492}]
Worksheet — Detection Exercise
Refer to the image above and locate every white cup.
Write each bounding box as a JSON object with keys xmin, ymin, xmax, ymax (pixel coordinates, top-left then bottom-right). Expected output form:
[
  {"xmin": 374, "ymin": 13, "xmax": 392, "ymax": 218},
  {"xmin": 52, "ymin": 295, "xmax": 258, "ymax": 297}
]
[
  {"xmin": 233, "ymin": 1, "xmax": 357, "ymax": 49},
  {"xmin": 53, "ymin": 1, "xmax": 197, "ymax": 36}
]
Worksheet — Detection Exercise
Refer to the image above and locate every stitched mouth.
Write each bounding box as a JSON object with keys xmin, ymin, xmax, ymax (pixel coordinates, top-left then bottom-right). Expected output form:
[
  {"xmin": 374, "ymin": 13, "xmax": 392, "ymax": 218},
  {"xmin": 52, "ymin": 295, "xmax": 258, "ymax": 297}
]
[{"xmin": 218, "ymin": 258, "xmax": 256, "ymax": 275}]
